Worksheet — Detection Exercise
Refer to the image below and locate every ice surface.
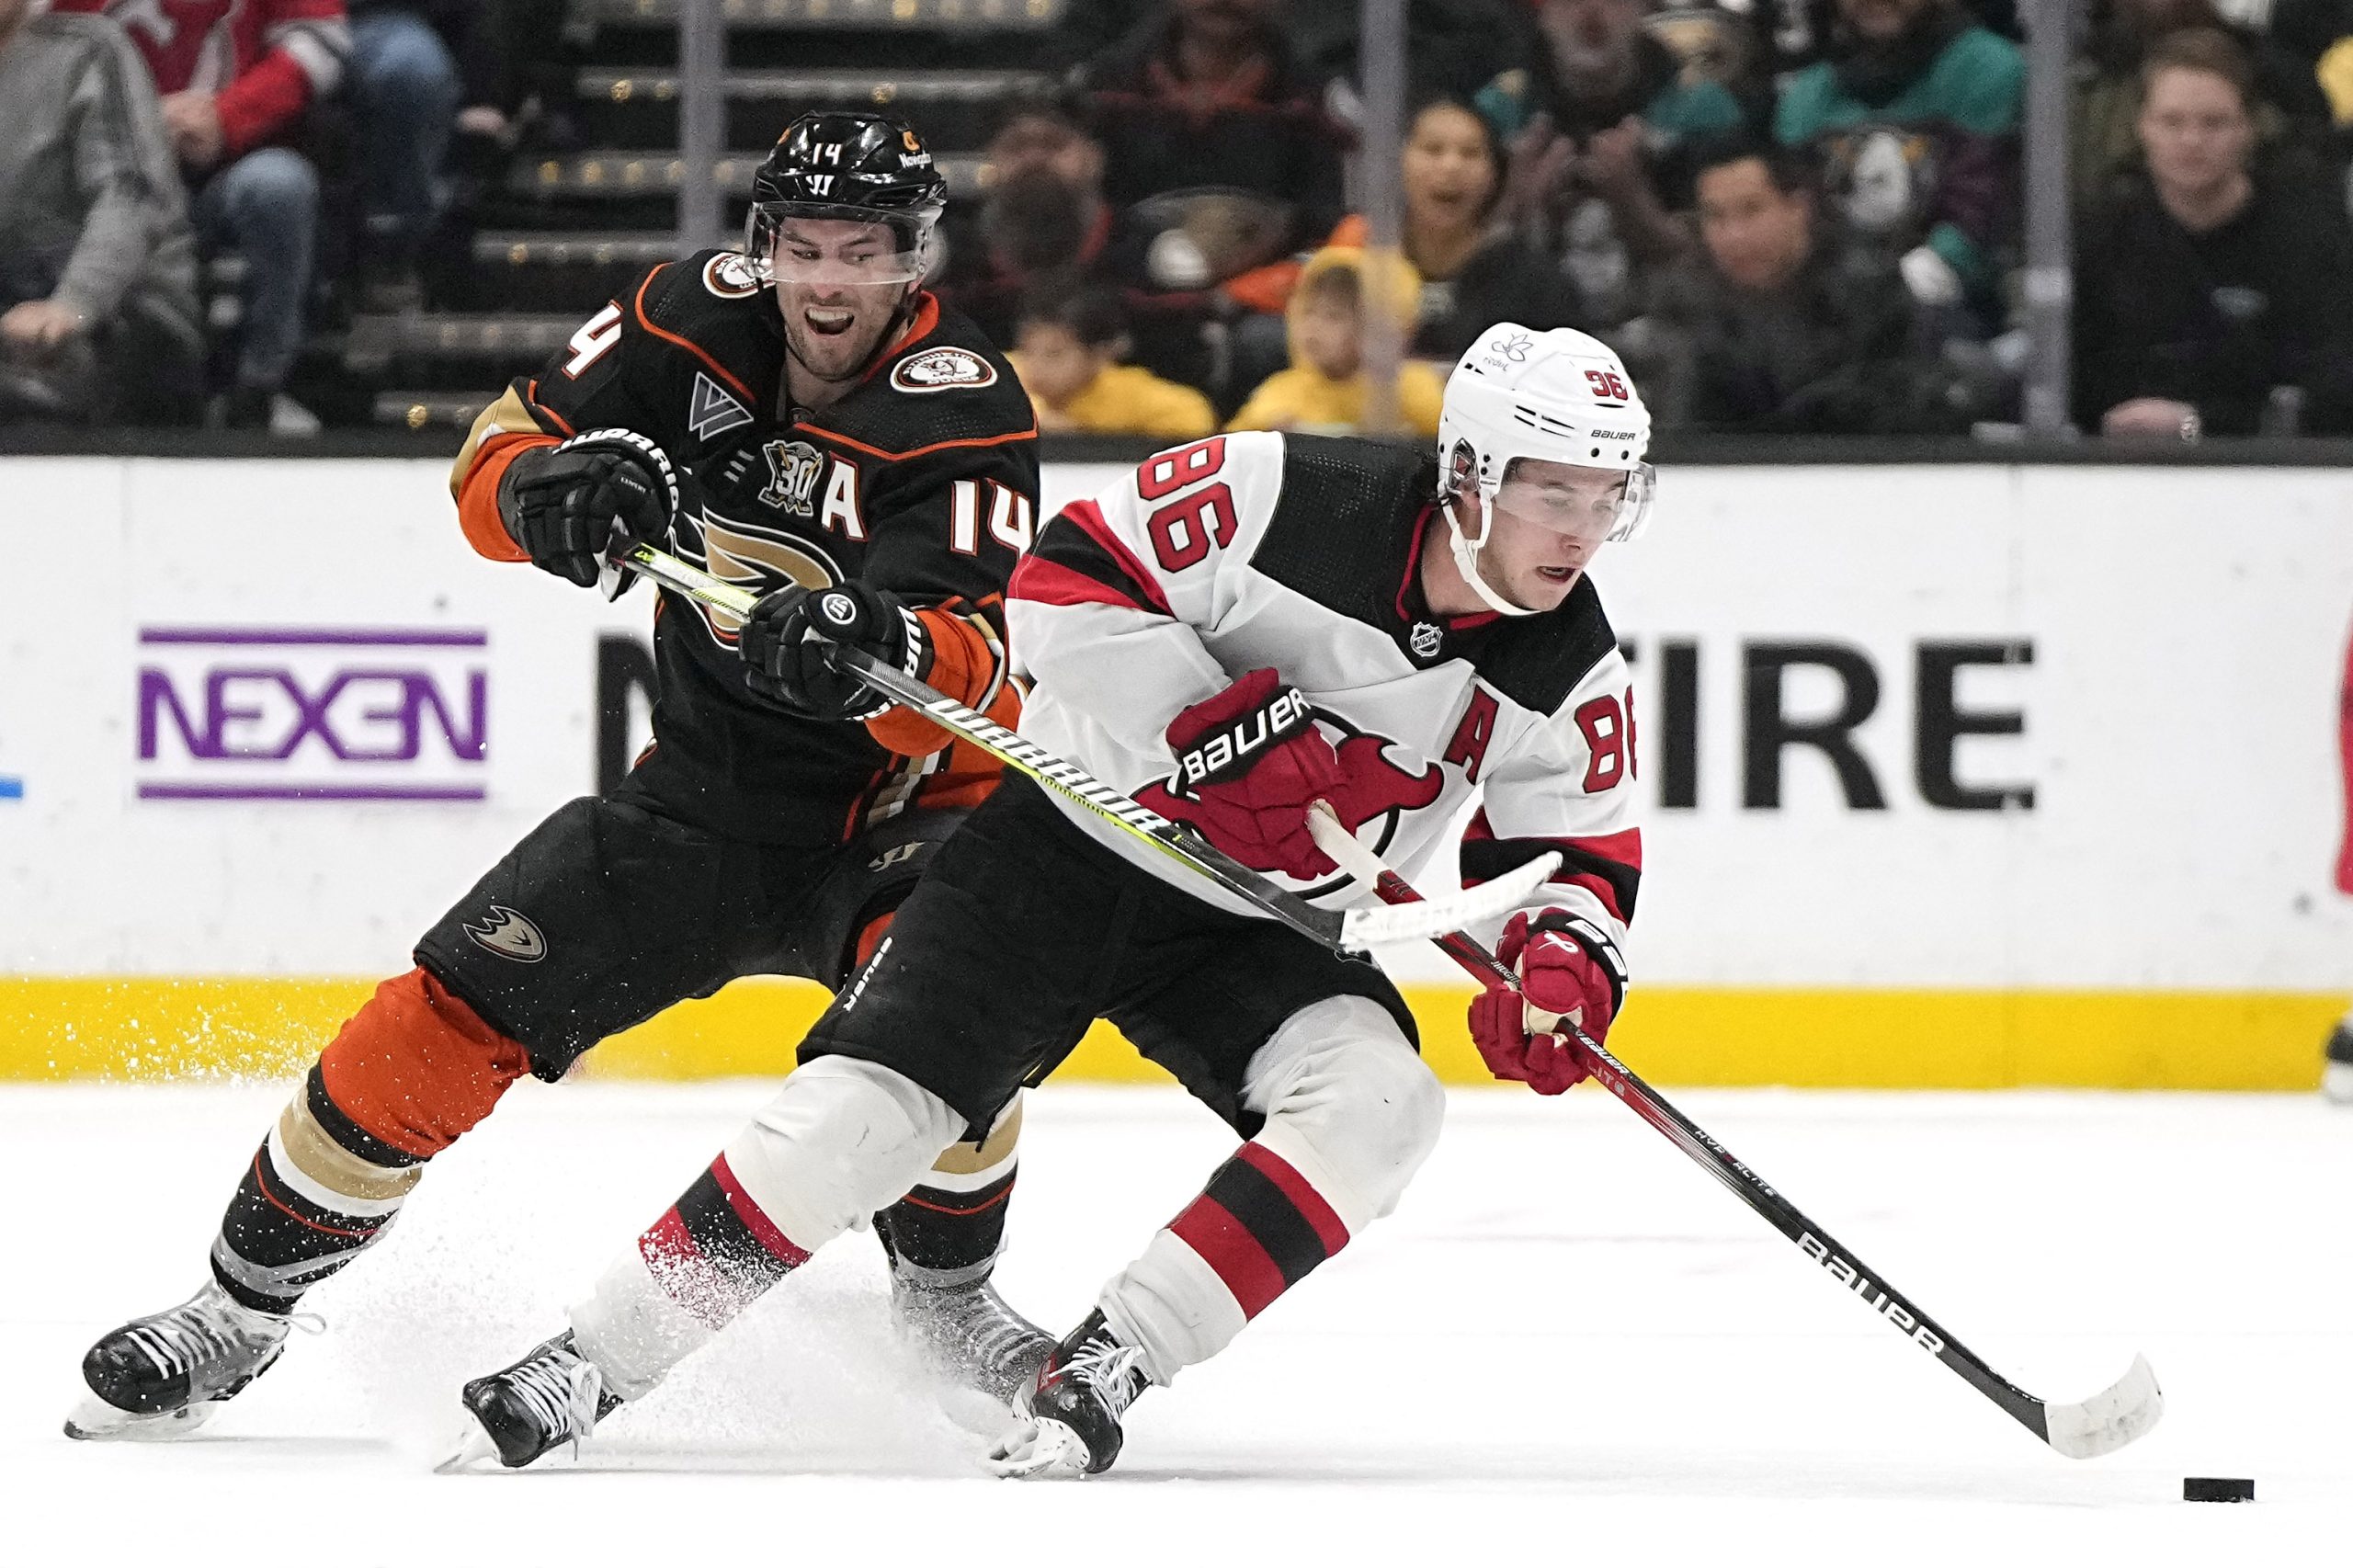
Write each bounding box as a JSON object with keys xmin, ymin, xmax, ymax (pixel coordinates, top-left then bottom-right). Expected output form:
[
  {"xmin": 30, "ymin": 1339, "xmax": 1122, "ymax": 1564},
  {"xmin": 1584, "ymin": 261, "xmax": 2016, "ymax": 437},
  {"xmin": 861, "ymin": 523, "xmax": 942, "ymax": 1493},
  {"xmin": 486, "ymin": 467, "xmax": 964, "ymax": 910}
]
[{"xmin": 6, "ymin": 1081, "xmax": 2347, "ymax": 1564}]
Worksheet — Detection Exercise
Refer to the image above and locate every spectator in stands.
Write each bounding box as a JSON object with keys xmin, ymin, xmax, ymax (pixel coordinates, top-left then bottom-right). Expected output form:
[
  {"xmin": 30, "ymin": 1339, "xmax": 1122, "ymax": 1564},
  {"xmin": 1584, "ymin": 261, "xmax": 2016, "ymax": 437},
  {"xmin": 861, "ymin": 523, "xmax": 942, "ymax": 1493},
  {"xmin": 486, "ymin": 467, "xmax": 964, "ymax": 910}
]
[
  {"xmin": 944, "ymin": 103, "xmax": 1123, "ymax": 347},
  {"xmin": 1628, "ymin": 135, "xmax": 1961, "ymax": 431},
  {"xmin": 1074, "ymin": 0, "xmax": 1352, "ymax": 255},
  {"xmin": 2074, "ymin": 0, "xmax": 2336, "ymax": 207},
  {"xmin": 1646, "ymin": 0, "xmax": 1780, "ymax": 130},
  {"xmin": 347, "ymin": 2, "xmax": 462, "ymax": 312},
  {"xmin": 1773, "ymin": 0, "xmax": 2022, "ymax": 326},
  {"xmin": 55, "ymin": 0, "xmax": 350, "ymax": 433},
  {"xmin": 1322, "ymin": 95, "xmax": 1583, "ymax": 359},
  {"xmin": 1225, "ymin": 245, "xmax": 1446, "ymax": 435},
  {"xmin": 1477, "ymin": 0, "xmax": 1746, "ymax": 328},
  {"xmin": 2075, "ymin": 28, "xmax": 2353, "ymax": 436},
  {"xmin": 0, "ymin": 0, "xmax": 202, "ymax": 424},
  {"xmin": 938, "ymin": 100, "xmax": 1215, "ymax": 391},
  {"xmin": 1011, "ymin": 285, "xmax": 1220, "ymax": 438}
]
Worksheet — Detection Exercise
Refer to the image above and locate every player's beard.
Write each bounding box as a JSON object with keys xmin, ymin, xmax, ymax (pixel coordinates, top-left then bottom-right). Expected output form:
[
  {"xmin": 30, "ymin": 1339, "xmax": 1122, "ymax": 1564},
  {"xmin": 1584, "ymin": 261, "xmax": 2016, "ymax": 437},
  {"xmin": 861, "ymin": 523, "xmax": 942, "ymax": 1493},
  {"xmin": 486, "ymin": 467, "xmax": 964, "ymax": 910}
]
[{"xmin": 778, "ymin": 282, "xmax": 904, "ymax": 392}]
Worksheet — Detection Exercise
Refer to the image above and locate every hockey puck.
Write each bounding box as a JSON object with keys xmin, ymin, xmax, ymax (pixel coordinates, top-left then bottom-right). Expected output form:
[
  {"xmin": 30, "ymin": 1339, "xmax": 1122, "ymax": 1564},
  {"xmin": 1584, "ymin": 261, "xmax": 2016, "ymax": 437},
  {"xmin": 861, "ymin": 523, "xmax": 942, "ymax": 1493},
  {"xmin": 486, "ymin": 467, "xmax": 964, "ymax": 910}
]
[{"xmin": 2182, "ymin": 1477, "xmax": 2255, "ymax": 1503}]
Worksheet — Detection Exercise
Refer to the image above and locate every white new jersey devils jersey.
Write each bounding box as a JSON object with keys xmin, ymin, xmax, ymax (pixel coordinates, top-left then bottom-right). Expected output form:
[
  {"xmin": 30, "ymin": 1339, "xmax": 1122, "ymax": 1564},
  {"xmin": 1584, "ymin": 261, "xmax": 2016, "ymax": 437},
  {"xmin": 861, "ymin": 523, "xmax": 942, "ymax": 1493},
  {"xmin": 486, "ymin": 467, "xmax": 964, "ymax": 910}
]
[{"xmin": 1006, "ymin": 432, "xmax": 1641, "ymax": 968}]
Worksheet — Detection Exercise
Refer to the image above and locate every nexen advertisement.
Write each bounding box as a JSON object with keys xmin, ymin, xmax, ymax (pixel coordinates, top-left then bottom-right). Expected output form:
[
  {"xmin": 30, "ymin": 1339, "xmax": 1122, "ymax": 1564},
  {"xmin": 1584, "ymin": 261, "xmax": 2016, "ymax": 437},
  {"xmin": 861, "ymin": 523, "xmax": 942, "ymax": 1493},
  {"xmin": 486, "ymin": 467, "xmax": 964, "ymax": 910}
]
[
  {"xmin": 137, "ymin": 626, "xmax": 490, "ymax": 802},
  {"xmin": 0, "ymin": 456, "xmax": 2347, "ymax": 997}
]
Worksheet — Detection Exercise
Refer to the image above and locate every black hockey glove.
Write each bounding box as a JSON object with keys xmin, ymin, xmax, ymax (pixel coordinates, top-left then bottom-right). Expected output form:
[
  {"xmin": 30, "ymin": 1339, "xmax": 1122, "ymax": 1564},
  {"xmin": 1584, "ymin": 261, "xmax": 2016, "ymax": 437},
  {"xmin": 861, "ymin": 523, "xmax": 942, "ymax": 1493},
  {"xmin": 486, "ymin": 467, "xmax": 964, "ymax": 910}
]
[
  {"xmin": 740, "ymin": 581, "xmax": 925, "ymax": 722},
  {"xmin": 497, "ymin": 427, "xmax": 680, "ymax": 587}
]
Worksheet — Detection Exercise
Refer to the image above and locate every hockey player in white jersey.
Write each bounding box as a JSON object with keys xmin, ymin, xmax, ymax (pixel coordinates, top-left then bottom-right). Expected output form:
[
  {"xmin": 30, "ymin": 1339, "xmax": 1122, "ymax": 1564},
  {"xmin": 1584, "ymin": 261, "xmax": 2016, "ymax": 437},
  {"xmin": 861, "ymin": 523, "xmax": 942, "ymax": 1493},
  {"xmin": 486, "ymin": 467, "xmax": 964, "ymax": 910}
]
[{"xmin": 454, "ymin": 323, "xmax": 1652, "ymax": 1474}]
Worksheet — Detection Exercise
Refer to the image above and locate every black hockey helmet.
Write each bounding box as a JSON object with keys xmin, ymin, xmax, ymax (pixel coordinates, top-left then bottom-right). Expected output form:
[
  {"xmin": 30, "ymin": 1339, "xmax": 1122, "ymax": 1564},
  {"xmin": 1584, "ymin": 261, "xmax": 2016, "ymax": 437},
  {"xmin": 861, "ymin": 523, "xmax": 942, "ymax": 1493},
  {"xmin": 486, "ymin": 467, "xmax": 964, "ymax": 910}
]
[{"xmin": 746, "ymin": 111, "xmax": 948, "ymax": 286}]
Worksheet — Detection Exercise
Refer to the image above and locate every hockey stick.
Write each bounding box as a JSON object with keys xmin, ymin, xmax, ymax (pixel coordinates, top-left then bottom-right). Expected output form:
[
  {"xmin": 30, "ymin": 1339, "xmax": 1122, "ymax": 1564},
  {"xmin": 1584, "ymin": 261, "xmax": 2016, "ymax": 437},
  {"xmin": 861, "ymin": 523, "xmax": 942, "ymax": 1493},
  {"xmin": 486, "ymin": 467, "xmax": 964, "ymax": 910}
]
[
  {"xmin": 1302, "ymin": 808, "xmax": 2164, "ymax": 1460},
  {"xmin": 606, "ymin": 540, "xmax": 1557, "ymax": 955}
]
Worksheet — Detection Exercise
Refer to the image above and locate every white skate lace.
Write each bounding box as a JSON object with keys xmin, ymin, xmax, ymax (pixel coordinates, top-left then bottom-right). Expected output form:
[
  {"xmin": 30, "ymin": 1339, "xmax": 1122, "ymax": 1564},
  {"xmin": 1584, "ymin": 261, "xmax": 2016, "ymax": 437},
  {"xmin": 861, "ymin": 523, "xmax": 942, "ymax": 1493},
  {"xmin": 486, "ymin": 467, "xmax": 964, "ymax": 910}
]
[
  {"xmin": 1058, "ymin": 1340, "xmax": 1147, "ymax": 1418},
  {"xmin": 499, "ymin": 1345, "xmax": 604, "ymax": 1458},
  {"xmin": 121, "ymin": 1290, "xmax": 295, "ymax": 1391}
]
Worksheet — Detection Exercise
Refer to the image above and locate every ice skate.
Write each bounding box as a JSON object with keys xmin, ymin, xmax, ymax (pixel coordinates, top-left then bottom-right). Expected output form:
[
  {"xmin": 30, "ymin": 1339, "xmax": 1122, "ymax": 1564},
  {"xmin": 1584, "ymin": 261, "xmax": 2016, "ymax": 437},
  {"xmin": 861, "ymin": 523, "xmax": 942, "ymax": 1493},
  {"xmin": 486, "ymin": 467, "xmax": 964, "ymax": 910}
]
[
  {"xmin": 892, "ymin": 1267, "xmax": 1054, "ymax": 1413},
  {"xmin": 987, "ymin": 1310, "xmax": 1152, "ymax": 1479},
  {"xmin": 445, "ymin": 1332, "xmax": 621, "ymax": 1471},
  {"xmin": 65, "ymin": 1280, "xmax": 297, "ymax": 1441},
  {"xmin": 2325, "ymin": 1017, "xmax": 2353, "ymax": 1104}
]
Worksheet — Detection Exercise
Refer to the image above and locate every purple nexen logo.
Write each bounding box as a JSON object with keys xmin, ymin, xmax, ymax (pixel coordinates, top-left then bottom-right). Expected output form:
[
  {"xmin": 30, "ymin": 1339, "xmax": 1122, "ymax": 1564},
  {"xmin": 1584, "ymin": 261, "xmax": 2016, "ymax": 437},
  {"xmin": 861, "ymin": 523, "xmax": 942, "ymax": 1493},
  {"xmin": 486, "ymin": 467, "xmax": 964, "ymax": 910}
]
[{"xmin": 137, "ymin": 628, "xmax": 488, "ymax": 802}]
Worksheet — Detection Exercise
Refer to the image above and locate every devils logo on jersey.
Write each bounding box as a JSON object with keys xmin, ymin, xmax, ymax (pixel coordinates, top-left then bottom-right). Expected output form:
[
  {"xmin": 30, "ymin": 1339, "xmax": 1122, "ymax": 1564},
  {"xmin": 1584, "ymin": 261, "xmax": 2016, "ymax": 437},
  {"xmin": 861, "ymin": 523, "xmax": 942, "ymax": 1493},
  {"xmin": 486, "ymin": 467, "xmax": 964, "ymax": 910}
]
[
  {"xmin": 1315, "ymin": 717, "xmax": 1444, "ymax": 851},
  {"xmin": 1290, "ymin": 714, "xmax": 1442, "ymax": 899}
]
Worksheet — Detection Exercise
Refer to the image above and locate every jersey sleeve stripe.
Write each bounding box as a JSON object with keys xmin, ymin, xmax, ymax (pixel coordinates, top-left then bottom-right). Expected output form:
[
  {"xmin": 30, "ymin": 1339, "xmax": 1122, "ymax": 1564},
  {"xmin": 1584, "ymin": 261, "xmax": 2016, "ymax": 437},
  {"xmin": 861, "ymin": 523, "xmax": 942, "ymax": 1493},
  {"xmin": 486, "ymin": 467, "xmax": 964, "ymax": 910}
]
[
  {"xmin": 864, "ymin": 604, "xmax": 1006, "ymax": 758},
  {"xmin": 529, "ymin": 381, "xmax": 576, "ymax": 437},
  {"xmin": 1037, "ymin": 498, "xmax": 1174, "ymax": 618},
  {"xmin": 448, "ymin": 384, "xmax": 554, "ymax": 563},
  {"xmin": 1461, "ymin": 815, "xmax": 1642, "ymax": 924},
  {"xmin": 631, "ymin": 265, "xmax": 760, "ymax": 404},
  {"xmin": 1008, "ymin": 552, "xmax": 1158, "ymax": 614}
]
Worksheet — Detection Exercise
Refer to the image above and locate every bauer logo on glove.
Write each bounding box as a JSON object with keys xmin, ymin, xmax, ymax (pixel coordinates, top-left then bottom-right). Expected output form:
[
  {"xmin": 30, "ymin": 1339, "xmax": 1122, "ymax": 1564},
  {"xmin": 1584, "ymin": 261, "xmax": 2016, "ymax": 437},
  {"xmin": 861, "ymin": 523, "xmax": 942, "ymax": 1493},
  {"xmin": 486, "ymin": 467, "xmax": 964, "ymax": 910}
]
[
  {"xmin": 1174, "ymin": 685, "xmax": 1316, "ymax": 794},
  {"xmin": 1140, "ymin": 670, "xmax": 1344, "ymax": 882}
]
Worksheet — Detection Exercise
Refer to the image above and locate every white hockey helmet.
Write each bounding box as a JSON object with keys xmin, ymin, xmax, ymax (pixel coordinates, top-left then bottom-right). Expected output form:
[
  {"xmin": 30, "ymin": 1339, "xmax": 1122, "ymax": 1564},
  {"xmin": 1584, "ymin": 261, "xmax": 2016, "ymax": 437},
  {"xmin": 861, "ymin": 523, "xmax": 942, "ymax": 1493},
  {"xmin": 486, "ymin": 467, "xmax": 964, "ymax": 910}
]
[{"xmin": 1435, "ymin": 324, "xmax": 1655, "ymax": 616}]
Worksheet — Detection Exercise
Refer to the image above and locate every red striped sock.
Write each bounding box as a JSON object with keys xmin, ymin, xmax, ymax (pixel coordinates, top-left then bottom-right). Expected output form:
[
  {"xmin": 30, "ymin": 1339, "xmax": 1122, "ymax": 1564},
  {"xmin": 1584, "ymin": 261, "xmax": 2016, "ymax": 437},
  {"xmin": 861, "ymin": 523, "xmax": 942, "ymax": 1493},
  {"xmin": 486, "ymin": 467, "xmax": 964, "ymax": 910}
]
[
  {"xmin": 1166, "ymin": 1142, "xmax": 1349, "ymax": 1321},
  {"xmin": 636, "ymin": 1153, "xmax": 811, "ymax": 1329}
]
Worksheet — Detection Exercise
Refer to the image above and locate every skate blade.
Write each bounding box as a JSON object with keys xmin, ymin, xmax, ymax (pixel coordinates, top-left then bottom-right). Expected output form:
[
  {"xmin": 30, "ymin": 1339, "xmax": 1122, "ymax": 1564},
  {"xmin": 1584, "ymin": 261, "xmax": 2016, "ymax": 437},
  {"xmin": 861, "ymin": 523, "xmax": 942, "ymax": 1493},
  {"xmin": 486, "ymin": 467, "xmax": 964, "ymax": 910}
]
[
  {"xmin": 432, "ymin": 1421, "xmax": 508, "ymax": 1475},
  {"xmin": 985, "ymin": 1415, "xmax": 1092, "ymax": 1479},
  {"xmin": 63, "ymin": 1392, "xmax": 224, "ymax": 1443}
]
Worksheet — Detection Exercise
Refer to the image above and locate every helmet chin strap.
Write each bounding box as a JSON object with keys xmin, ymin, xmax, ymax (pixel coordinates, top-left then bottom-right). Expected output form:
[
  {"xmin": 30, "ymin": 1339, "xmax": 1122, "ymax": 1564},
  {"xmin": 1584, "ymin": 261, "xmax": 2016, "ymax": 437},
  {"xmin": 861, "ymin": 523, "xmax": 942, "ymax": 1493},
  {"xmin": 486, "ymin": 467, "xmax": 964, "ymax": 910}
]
[{"xmin": 1441, "ymin": 493, "xmax": 1540, "ymax": 618}]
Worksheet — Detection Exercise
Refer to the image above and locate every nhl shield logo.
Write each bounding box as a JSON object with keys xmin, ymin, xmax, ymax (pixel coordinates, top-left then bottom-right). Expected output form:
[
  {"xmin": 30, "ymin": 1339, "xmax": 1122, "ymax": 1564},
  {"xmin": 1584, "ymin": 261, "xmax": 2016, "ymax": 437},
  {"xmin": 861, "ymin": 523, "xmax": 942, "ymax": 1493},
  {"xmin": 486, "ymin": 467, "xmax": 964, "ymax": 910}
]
[
  {"xmin": 758, "ymin": 439, "xmax": 825, "ymax": 518},
  {"xmin": 1409, "ymin": 621, "xmax": 1443, "ymax": 660}
]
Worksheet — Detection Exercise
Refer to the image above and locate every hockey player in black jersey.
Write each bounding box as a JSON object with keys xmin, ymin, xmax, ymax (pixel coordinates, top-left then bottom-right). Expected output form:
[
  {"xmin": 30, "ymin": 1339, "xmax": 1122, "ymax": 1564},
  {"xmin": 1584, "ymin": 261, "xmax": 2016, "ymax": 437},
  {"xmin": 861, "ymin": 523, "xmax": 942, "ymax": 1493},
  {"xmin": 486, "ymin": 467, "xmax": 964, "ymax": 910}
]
[
  {"xmin": 460, "ymin": 323, "xmax": 1654, "ymax": 1474},
  {"xmin": 68, "ymin": 112, "xmax": 1054, "ymax": 1448}
]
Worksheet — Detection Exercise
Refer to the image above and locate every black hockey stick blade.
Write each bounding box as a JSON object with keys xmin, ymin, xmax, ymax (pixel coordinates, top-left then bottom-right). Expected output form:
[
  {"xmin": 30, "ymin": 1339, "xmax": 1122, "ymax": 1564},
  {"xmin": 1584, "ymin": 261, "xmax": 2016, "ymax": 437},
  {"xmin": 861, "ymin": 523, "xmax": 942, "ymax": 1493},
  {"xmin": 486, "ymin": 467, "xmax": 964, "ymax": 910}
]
[
  {"xmin": 609, "ymin": 543, "xmax": 1557, "ymax": 955},
  {"xmin": 1302, "ymin": 810, "xmax": 2165, "ymax": 1460}
]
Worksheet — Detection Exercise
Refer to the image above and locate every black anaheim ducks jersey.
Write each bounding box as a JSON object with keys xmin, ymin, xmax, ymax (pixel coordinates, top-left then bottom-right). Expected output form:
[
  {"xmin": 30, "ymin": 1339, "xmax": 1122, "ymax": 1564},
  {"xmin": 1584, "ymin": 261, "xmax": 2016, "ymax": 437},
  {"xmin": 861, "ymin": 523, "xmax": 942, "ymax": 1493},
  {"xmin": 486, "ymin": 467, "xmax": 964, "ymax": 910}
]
[{"xmin": 460, "ymin": 250, "xmax": 1040, "ymax": 846}]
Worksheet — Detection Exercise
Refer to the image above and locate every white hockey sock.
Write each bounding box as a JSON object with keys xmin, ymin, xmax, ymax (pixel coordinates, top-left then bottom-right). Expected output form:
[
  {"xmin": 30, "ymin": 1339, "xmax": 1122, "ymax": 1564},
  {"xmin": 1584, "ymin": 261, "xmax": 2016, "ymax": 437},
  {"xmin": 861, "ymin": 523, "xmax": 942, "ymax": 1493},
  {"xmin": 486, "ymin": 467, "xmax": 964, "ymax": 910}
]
[
  {"xmin": 1098, "ymin": 997, "xmax": 1444, "ymax": 1385},
  {"xmin": 570, "ymin": 1055, "xmax": 965, "ymax": 1400}
]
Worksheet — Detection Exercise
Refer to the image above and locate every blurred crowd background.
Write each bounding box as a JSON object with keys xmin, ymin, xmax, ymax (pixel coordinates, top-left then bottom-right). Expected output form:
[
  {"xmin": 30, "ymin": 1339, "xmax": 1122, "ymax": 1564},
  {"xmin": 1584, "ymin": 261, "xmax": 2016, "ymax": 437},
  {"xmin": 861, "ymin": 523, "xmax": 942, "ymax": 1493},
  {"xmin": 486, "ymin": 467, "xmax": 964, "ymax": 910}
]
[{"xmin": 3, "ymin": 0, "xmax": 2350, "ymax": 442}]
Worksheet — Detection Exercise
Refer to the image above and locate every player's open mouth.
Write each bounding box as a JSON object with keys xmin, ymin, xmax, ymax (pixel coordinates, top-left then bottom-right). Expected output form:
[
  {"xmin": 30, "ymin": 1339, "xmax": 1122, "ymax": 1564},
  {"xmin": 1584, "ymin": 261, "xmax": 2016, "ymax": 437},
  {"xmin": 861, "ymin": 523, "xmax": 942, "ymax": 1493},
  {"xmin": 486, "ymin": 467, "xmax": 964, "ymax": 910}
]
[
  {"xmin": 1538, "ymin": 565, "xmax": 1578, "ymax": 582},
  {"xmin": 804, "ymin": 307, "xmax": 856, "ymax": 335}
]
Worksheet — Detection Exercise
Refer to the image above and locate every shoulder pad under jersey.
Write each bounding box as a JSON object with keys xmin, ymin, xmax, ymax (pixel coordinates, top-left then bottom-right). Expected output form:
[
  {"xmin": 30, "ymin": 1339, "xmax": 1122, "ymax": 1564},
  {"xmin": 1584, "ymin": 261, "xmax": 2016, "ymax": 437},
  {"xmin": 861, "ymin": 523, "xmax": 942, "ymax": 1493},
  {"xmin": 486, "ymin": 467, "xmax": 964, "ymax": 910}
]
[
  {"xmin": 1247, "ymin": 434, "xmax": 1437, "ymax": 619},
  {"xmin": 625, "ymin": 249, "xmax": 786, "ymax": 415}
]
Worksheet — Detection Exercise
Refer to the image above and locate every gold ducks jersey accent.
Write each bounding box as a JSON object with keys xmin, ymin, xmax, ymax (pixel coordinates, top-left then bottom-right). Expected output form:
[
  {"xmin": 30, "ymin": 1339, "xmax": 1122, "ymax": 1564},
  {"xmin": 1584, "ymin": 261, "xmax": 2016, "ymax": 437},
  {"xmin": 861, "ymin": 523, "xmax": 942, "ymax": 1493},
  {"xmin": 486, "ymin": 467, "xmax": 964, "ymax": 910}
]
[
  {"xmin": 1008, "ymin": 432, "xmax": 1640, "ymax": 969},
  {"xmin": 451, "ymin": 250, "xmax": 1040, "ymax": 846}
]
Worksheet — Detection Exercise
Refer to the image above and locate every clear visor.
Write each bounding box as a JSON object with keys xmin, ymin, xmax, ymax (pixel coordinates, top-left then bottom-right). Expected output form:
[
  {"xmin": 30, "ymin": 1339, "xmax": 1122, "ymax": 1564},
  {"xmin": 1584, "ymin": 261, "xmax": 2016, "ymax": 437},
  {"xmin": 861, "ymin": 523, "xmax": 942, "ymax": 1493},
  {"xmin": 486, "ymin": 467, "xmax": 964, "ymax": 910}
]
[
  {"xmin": 1491, "ymin": 458, "xmax": 1655, "ymax": 545},
  {"xmin": 746, "ymin": 208, "xmax": 932, "ymax": 286}
]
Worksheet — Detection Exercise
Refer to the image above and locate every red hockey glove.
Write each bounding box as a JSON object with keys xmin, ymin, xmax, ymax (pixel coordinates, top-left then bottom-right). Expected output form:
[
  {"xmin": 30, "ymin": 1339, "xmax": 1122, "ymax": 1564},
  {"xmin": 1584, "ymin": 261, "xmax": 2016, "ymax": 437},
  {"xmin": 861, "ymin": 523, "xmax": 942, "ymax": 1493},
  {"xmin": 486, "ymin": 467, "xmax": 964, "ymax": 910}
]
[
  {"xmin": 1145, "ymin": 668, "xmax": 1344, "ymax": 881},
  {"xmin": 1467, "ymin": 910, "xmax": 1627, "ymax": 1096}
]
